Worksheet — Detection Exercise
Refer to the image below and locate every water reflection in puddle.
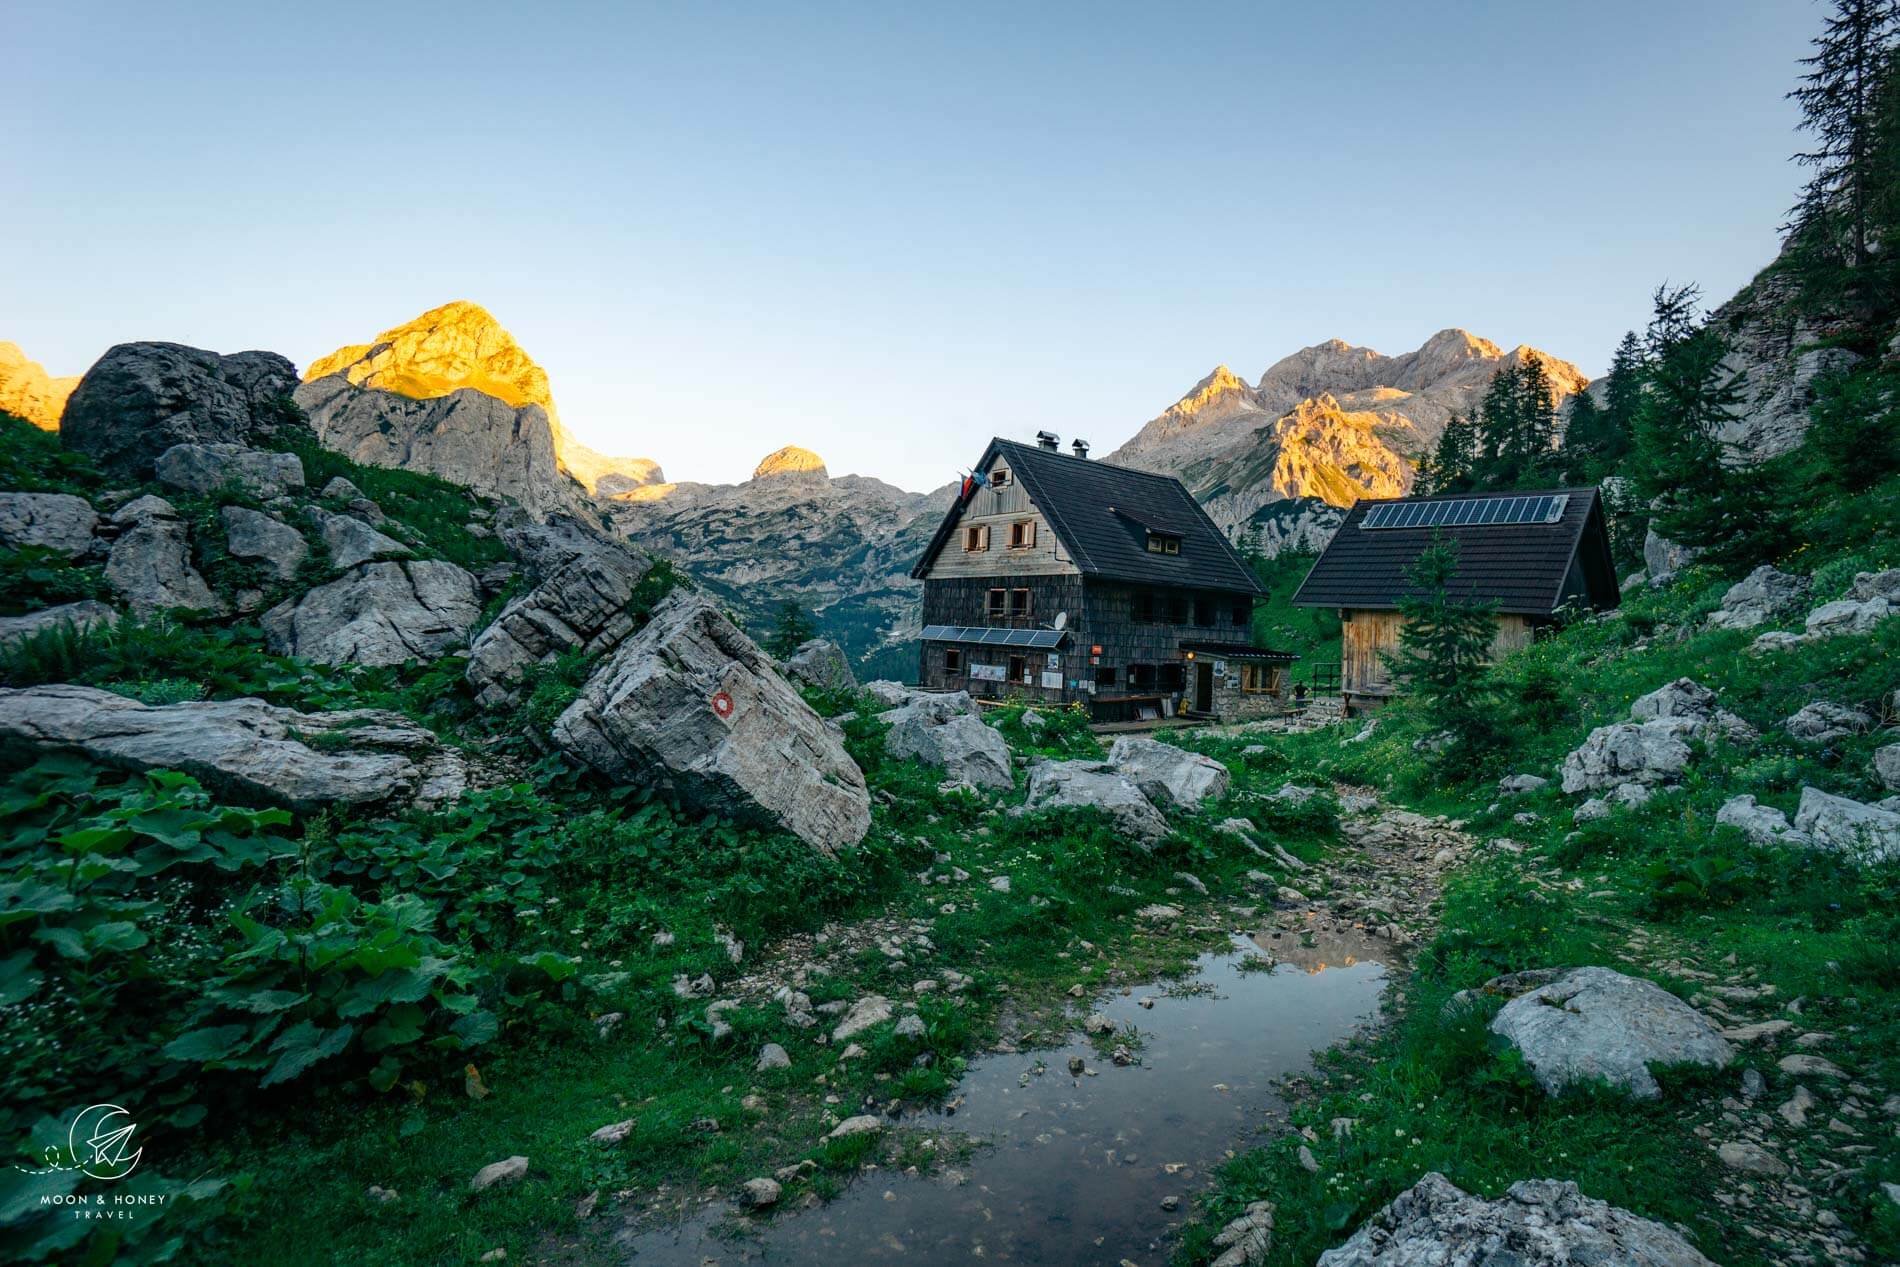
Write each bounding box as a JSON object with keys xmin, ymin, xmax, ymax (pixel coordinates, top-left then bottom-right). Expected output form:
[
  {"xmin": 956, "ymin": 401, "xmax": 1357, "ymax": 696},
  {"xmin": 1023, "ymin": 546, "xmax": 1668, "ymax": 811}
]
[{"xmin": 615, "ymin": 932, "xmax": 1390, "ymax": 1265}]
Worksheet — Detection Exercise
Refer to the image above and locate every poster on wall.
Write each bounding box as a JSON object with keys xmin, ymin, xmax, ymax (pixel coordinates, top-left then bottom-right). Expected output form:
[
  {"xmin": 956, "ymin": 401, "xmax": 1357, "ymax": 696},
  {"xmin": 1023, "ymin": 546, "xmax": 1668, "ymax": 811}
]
[
  {"xmin": 1039, "ymin": 671, "xmax": 1063, "ymax": 689},
  {"xmin": 970, "ymin": 663, "xmax": 1006, "ymax": 682}
]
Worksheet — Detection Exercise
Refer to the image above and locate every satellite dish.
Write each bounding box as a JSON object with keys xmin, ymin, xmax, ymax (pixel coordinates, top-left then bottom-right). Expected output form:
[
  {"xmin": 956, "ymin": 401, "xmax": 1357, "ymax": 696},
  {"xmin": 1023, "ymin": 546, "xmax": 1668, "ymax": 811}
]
[{"xmin": 1052, "ymin": 611, "xmax": 1068, "ymax": 630}]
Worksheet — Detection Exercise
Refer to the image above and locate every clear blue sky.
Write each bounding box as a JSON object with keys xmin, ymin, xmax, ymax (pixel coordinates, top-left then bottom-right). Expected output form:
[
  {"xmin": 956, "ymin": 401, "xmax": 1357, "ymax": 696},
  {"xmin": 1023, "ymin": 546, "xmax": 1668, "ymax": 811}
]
[{"xmin": 6, "ymin": 1, "xmax": 1817, "ymax": 492}]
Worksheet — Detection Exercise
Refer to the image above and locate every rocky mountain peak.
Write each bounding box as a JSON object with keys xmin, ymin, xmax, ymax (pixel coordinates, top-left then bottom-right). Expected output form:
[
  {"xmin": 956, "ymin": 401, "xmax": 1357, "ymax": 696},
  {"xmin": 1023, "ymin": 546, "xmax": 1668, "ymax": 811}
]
[
  {"xmin": 304, "ymin": 300, "xmax": 551, "ymax": 412},
  {"xmin": 0, "ymin": 340, "xmax": 80, "ymax": 431},
  {"xmin": 753, "ymin": 446, "xmax": 829, "ymax": 480}
]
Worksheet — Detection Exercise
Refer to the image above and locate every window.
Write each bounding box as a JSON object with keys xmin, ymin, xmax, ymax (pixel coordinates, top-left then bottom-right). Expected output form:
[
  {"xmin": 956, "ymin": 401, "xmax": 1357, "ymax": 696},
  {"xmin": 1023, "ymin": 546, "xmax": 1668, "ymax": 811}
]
[
  {"xmin": 990, "ymin": 467, "xmax": 1011, "ymax": 488},
  {"xmin": 964, "ymin": 524, "xmax": 990, "ymax": 552},
  {"xmin": 1241, "ymin": 664, "xmax": 1283, "ymax": 695},
  {"xmin": 1166, "ymin": 596, "xmax": 1189, "ymax": 625},
  {"xmin": 1009, "ymin": 520, "xmax": 1036, "ymax": 549},
  {"xmin": 1231, "ymin": 601, "xmax": 1251, "ymax": 626},
  {"xmin": 1008, "ymin": 588, "xmax": 1031, "ymax": 618},
  {"xmin": 1129, "ymin": 663, "xmax": 1157, "ymax": 689},
  {"xmin": 1094, "ymin": 665, "xmax": 1117, "ymax": 687},
  {"xmin": 1132, "ymin": 591, "xmax": 1155, "ymax": 623},
  {"xmin": 1007, "ymin": 654, "xmax": 1027, "ymax": 683},
  {"xmin": 1193, "ymin": 597, "xmax": 1214, "ymax": 626},
  {"xmin": 987, "ymin": 588, "xmax": 1006, "ymax": 620},
  {"xmin": 944, "ymin": 647, "xmax": 962, "ymax": 674},
  {"xmin": 1146, "ymin": 532, "xmax": 1180, "ymax": 554},
  {"xmin": 1158, "ymin": 663, "xmax": 1185, "ymax": 691}
]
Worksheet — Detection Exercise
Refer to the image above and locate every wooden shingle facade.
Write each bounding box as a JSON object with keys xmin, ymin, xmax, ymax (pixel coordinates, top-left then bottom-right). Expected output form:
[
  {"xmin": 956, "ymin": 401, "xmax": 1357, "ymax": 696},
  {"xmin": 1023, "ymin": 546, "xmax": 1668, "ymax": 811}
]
[
  {"xmin": 911, "ymin": 435, "xmax": 1291, "ymax": 722},
  {"xmin": 1292, "ymin": 487, "xmax": 1620, "ymax": 715}
]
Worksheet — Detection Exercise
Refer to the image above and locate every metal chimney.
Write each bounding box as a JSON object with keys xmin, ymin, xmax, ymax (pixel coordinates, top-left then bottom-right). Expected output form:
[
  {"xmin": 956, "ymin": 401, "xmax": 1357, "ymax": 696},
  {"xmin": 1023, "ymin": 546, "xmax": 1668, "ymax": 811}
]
[
  {"xmin": 1071, "ymin": 438, "xmax": 1090, "ymax": 459},
  {"xmin": 1035, "ymin": 430, "xmax": 1060, "ymax": 452}
]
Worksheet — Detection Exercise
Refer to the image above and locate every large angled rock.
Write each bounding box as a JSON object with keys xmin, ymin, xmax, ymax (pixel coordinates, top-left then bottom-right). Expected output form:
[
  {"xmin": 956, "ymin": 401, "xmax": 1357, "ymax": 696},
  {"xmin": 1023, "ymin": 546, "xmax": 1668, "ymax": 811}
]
[
  {"xmin": 1849, "ymin": 568, "xmax": 1900, "ymax": 602},
  {"xmin": 1875, "ymin": 745, "xmax": 1900, "ymax": 792},
  {"xmin": 1559, "ymin": 719, "xmax": 1695, "ymax": 794},
  {"xmin": 314, "ymin": 510, "xmax": 410, "ymax": 569},
  {"xmin": 0, "ymin": 601, "xmax": 118, "ymax": 648},
  {"xmin": 1490, "ymin": 966, "xmax": 1733, "ymax": 1100},
  {"xmin": 1316, "ymin": 1171, "xmax": 1716, "ymax": 1267},
  {"xmin": 783, "ymin": 638, "xmax": 856, "ymax": 692},
  {"xmin": 61, "ymin": 343, "xmax": 299, "ymax": 477},
  {"xmin": 1784, "ymin": 700, "xmax": 1873, "ymax": 744},
  {"xmin": 221, "ymin": 507, "xmax": 306, "ymax": 581},
  {"xmin": 1715, "ymin": 794, "xmax": 1810, "ymax": 847},
  {"xmin": 1793, "ymin": 786, "xmax": 1900, "ymax": 864},
  {"xmin": 0, "ymin": 684, "xmax": 468, "ymax": 811},
  {"xmin": 1804, "ymin": 595, "xmax": 1891, "ymax": 638},
  {"xmin": 552, "ymin": 592, "xmax": 870, "ymax": 854},
  {"xmin": 879, "ymin": 694, "xmax": 1011, "ymax": 789},
  {"xmin": 154, "ymin": 443, "xmax": 305, "ymax": 500},
  {"xmin": 1641, "ymin": 526, "xmax": 1700, "ymax": 585},
  {"xmin": 1627, "ymin": 677, "xmax": 1756, "ymax": 742},
  {"xmin": 1705, "ymin": 564, "xmax": 1809, "ymax": 631},
  {"xmin": 1020, "ymin": 759, "xmax": 1170, "ymax": 844},
  {"xmin": 1106, "ymin": 736, "xmax": 1230, "ymax": 810},
  {"xmin": 105, "ymin": 495, "xmax": 221, "ymax": 616},
  {"xmin": 261, "ymin": 560, "xmax": 480, "ymax": 667},
  {"xmin": 465, "ymin": 516, "xmax": 653, "ymax": 707},
  {"xmin": 0, "ymin": 492, "xmax": 97, "ymax": 558}
]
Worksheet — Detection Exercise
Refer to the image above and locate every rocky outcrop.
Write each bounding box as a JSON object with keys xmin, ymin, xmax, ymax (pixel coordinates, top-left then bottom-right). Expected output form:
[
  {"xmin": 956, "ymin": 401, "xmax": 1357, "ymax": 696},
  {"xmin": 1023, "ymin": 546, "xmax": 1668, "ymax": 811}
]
[
  {"xmin": 878, "ymin": 692, "xmax": 1011, "ymax": 790},
  {"xmin": 1793, "ymin": 787, "xmax": 1900, "ymax": 864},
  {"xmin": 0, "ymin": 684, "xmax": 469, "ymax": 812},
  {"xmin": 154, "ymin": 443, "xmax": 305, "ymax": 500},
  {"xmin": 314, "ymin": 511, "xmax": 409, "ymax": 570},
  {"xmin": 1106, "ymin": 331, "xmax": 1588, "ymax": 540},
  {"xmin": 1705, "ymin": 565, "xmax": 1809, "ymax": 630},
  {"xmin": 261, "ymin": 560, "xmax": 480, "ymax": 667},
  {"xmin": 0, "ymin": 601, "xmax": 118, "ymax": 648},
  {"xmin": 296, "ymin": 302, "xmax": 660, "ymax": 513},
  {"xmin": 60, "ymin": 343, "xmax": 299, "ymax": 478},
  {"xmin": 1784, "ymin": 700, "xmax": 1873, "ymax": 744},
  {"xmin": 1316, "ymin": 1171, "xmax": 1715, "ymax": 1266},
  {"xmin": 1876, "ymin": 745, "xmax": 1900, "ymax": 792},
  {"xmin": 1561, "ymin": 680, "xmax": 1754, "ymax": 794},
  {"xmin": 1105, "ymin": 736, "xmax": 1230, "ymax": 810},
  {"xmin": 552, "ymin": 592, "xmax": 871, "ymax": 854},
  {"xmin": 105, "ymin": 495, "xmax": 220, "ymax": 616},
  {"xmin": 0, "ymin": 492, "xmax": 97, "ymax": 558},
  {"xmin": 1710, "ymin": 263, "xmax": 1860, "ymax": 461},
  {"xmin": 1020, "ymin": 759, "xmax": 1170, "ymax": 844},
  {"xmin": 1716, "ymin": 794, "xmax": 1810, "ymax": 847},
  {"xmin": 1642, "ymin": 527, "xmax": 1700, "ymax": 585},
  {"xmin": 1753, "ymin": 572, "xmax": 1900, "ymax": 650},
  {"xmin": 782, "ymin": 638, "xmax": 856, "ymax": 692},
  {"xmin": 1490, "ymin": 966, "xmax": 1733, "ymax": 1100},
  {"xmin": 464, "ymin": 516, "xmax": 654, "ymax": 707},
  {"xmin": 752, "ymin": 446, "xmax": 828, "ymax": 480},
  {"xmin": 0, "ymin": 341, "xmax": 79, "ymax": 430},
  {"xmin": 221, "ymin": 507, "xmax": 307, "ymax": 580}
]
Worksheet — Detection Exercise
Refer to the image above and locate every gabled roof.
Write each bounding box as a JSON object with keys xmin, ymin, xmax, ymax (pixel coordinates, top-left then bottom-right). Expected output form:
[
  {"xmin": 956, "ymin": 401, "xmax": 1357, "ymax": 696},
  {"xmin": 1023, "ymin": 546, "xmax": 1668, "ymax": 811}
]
[
  {"xmin": 911, "ymin": 438, "xmax": 1265, "ymax": 594},
  {"xmin": 1290, "ymin": 487, "xmax": 1620, "ymax": 616}
]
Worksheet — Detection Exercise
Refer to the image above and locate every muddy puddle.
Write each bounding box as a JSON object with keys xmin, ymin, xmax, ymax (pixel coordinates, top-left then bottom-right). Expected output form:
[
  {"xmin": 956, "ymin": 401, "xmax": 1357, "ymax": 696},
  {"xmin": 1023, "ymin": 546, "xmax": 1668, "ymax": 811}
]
[{"xmin": 612, "ymin": 926, "xmax": 1392, "ymax": 1265}]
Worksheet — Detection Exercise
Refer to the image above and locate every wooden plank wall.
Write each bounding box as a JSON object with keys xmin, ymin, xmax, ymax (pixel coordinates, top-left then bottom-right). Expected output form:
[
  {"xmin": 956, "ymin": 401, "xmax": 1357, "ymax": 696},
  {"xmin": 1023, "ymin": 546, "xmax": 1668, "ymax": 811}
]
[
  {"xmin": 1340, "ymin": 611, "xmax": 1536, "ymax": 696},
  {"xmin": 920, "ymin": 457, "xmax": 1077, "ymax": 579}
]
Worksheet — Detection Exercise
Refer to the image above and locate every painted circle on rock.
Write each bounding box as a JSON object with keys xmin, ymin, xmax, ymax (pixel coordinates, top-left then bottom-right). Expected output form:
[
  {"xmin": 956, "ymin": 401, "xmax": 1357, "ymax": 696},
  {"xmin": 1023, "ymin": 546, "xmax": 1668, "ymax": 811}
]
[{"xmin": 710, "ymin": 690, "xmax": 735, "ymax": 719}]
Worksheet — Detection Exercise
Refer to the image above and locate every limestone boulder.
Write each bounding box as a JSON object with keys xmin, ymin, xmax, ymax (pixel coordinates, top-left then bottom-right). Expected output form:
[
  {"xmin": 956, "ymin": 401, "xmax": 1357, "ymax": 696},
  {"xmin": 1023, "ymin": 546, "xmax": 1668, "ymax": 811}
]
[
  {"xmin": 105, "ymin": 495, "xmax": 221, "ymax": 616},
  {"xmin": 1106, "ymin": 736, "xmax": 1230, "ymax": 810},
  {"xmin": 863, "ymin": 680, "xmax": 918, "ymax": 709},
  {"xmin": 1715, "ymin": 794, "xmax": 1810, "ymax": 847},
  {"xmin": 154, "ymin": 443, "xmax": 305, "ymax": 500},
  {"xmin": 1805, "ymin": 596, "xmax": 1891, "ymax": 639},
  {"xmin": 1784, "ymin": 700, "xmax": 1874, "ymax": 744},
  {"xmin": 552, "ymin": 592, "xmax": 870, "ymax": 854},
  {"xmin": 783, "ymin": 638, "xmax": 857, "ymax": 692},
  {"xmin": 880, "ymin": 695, "xmax": 1011, "ymax": 790},
  {"xmin": 1875, "ymin": 745, "xmax": 1900, "ymax": 792},
  {"xmin": 465, "ymin": 517, "xmax": 654, "ymax": 707},
  {"xmin": 1641, "ymin": 527, "xmax": 1700, "ymax": 585},
  {"xmin": 1020, "ymin": 759, "xmax": 1170, "ymax": 845},
  {"xmin": 314, "ymin": 510, "xmax": 409, "ymax": 570},
  {"xmin": 1559, "ymin": 719, "xmax": 1695, "ymax": 794},
  {"xmin": 1490, "ymin": 966, "xmax": 1733, "ymax": 1100},
  {"xmin": 0, "ymin": 492, "xmax": 97, "ymax": 558},
  {"xmin": 1793, "ymin": 786, "xmax": 1900, "ymax": 864},
  {"xmin": 221, "ymin": 507, "xmax": 306, "ymax": 581},
  {"xmin": 1705, "ymin": 564, "xmax": 1810, "ymax": 631},
  {"xmin": 61, "ymin": 343, "xmax": 299, "ymax": 478},
  {"xmin": 0, "ymin": 601, "xmax": 118, "ymax": 648},
  {"xmin": 1849, "ymin": 567, "xmax": 1900, "ymax": 602},
  {"xmin": 0, "ymin": 684, "xmax": 469, "ymax": 812},
  {"xmin": 1316, "ymin": 1171, "xmax": 1715, "ymax": 1267},
  {"xmin": 261, "ymin": 560, "xmax": 480, "ymax": 667}
]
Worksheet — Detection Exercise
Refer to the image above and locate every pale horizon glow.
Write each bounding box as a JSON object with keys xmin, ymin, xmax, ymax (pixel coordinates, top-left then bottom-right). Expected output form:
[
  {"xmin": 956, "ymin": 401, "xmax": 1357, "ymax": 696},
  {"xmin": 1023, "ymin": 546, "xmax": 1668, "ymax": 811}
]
[{"xmin": 6, "ymin": 2, "xmax": 1815, "ymax": 493}]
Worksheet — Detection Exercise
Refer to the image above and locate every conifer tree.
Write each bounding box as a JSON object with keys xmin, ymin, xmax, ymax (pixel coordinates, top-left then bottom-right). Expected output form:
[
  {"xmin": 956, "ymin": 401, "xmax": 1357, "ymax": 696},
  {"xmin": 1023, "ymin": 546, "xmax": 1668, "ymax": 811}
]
[
  {"xmin": 1383, "ymin": 535, "xmax": 1498, "ymax": 770},
  {"xmin": 767, "ymin": 600, "xmax": 817, "ymax": 658},
  {"xmin": 1517, "ymin": 355, "xmax": 1560, "ymax": 479},
  {"xmin": 1475, "ymin": 365, "xmax": 1524, "ymax": 487},
  {"xmin": 1557, "ymin": 390, "xmax": 1606, "ymax": 482},
  {"xmin": 1599, "ymin": 330, "xmax": 1646, "ymax": 468},
  {"xmin": 1788, "ymin": 0, "xmax": 1900, "ymax": 273},
  {"xmin": 1417, "ymin": 410, "xmax": 1476, "ymax": 495}
]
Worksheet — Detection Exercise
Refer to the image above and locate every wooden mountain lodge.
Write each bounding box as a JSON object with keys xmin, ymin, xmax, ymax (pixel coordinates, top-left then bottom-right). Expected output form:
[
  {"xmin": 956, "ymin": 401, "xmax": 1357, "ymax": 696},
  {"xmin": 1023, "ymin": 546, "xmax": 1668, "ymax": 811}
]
[
  {"xmin": 1291, "ymin": 487, "xmax": 1620, "ymax": 715},
  {"xmin": 910, "ymin": 433, "xmax": 1293, "ymax": 723}
]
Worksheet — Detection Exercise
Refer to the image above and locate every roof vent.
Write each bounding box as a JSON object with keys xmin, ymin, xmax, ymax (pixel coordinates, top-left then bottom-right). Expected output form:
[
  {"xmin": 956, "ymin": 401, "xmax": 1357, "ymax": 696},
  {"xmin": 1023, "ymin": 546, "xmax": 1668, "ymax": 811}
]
[
  {"xmin": 1035, "ymin": 430, "xmax": 1060, "ymax": 452},
  {"xmin": 1071, "ymin": 438, "xmax": 1090, "ymax": 459}
]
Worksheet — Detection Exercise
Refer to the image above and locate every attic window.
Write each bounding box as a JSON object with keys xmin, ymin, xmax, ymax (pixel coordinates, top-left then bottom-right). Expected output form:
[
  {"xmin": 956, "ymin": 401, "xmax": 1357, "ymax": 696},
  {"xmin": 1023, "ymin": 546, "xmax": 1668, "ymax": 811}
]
[
  {"xmin": 1146, "ymin": 532, "xmax": 1181, "ymax": 555},
  {"xmin": 990, "ymin": 468, "xmax": 1011, "ymax": 488}
]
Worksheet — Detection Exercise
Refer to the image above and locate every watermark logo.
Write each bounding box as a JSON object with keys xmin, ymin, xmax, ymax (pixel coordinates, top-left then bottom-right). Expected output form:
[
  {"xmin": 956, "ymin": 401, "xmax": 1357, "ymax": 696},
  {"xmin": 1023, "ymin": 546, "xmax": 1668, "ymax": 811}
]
[{"xmin": 16, "ymin": 1103, "xmax": 142, "ymax": 1181}]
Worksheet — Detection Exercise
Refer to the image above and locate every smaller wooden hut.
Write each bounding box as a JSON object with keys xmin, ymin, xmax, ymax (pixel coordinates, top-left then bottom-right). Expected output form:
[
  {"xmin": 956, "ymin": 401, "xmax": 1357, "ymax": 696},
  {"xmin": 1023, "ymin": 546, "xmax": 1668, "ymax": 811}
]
[{"xmin": 1291, "ymin": 488, "xmax": 1619, "ymax": 715}]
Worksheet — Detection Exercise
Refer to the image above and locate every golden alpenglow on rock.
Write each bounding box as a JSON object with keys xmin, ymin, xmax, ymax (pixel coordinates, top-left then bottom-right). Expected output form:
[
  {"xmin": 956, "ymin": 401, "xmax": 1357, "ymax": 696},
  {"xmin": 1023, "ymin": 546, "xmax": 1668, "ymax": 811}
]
[
  {"xmin": 303, "ymin": 300, "xmax": 554, "ymax": 411},
  {"xmin": 752, "ymin": 445, "xmax": 829, "ymax": 479},
  {"xmin": 0, "ymin": 341, "xmax": 81, "ymax": 431}
]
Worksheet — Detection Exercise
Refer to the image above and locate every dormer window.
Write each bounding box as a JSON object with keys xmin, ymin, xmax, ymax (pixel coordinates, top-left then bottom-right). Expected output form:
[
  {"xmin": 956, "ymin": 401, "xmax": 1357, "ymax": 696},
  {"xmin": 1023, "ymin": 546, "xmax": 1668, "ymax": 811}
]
[
  {"xmin": 1146, "ymin": 532, "xmax": 1181, "ymax": 555},
  {"xmin": 990, "ymin": 467, "xmax": 1011, "ymax": 488}
]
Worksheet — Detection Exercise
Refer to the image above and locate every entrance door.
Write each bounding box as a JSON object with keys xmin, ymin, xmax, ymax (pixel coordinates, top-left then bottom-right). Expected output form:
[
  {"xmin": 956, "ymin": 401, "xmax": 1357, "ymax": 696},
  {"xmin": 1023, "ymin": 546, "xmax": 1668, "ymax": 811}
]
[{"xmin": 1194, "ymin": 661, "xmax": 1213, "ymax": 713}]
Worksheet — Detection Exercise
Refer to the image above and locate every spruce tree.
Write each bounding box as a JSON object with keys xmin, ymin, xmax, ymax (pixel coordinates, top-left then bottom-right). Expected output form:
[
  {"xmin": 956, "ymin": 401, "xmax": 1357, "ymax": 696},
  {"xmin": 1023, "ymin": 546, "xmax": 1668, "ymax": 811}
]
[
  {"xmin": 1418, "ymin": 410, "xmax": 1475, "ymax": 494},
  {"xmin": 1383, "ymin": 534, "xmax": 1498, "ymax": 770},
  {"xmin": 1599, "ymin": 330, "xmax": 1646, "ymax": 468},
  {"xmin": 1475, "ymin": 365, "xmax": 1524, "ymax": 487},
  {"xmin": 1516, "ymin": 355, "xmax": 1560, "ymax": 479},
  {"xmin": 1558, "ymin": 390, "xmax": 1606, "ymax": 482},
  {"xmin": 767, "ymin": 600, "xmax": 817, "ymax": 658},
  {"xmin": 1788, "ymin": 0, "xmax": 1900, "ymax": 275}
]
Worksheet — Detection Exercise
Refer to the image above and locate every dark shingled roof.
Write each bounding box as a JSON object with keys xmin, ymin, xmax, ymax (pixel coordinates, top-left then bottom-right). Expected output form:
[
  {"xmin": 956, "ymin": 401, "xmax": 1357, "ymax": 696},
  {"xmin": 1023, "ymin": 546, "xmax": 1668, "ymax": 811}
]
[
  {"xmin": 1290, "ymin": 487, "xmax": 1619, "ymax": 616},
  {"xmin": 912, "ymin": 438, "xmax": 1265, "ymax": 594}
]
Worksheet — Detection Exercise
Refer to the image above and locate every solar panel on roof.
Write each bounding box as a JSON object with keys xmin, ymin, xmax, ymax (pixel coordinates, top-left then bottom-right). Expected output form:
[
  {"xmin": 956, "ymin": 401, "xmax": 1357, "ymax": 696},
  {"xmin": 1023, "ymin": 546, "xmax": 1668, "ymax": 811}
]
[
  {"xmin": 920, "ymin": 625, "xmax": 1065, "ymax": 648},
  {"xmin": 1361, "ymin": 494, "xmax": 1568, "ymax": 531}
]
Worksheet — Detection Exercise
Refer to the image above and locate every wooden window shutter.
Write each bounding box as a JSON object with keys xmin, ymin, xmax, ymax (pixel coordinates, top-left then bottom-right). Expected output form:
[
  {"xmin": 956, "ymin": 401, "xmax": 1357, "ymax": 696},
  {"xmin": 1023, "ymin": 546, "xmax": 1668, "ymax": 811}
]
[{"xmin": 1025, "ymin": 520, "xmax": 1036, "ymax": 547}]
